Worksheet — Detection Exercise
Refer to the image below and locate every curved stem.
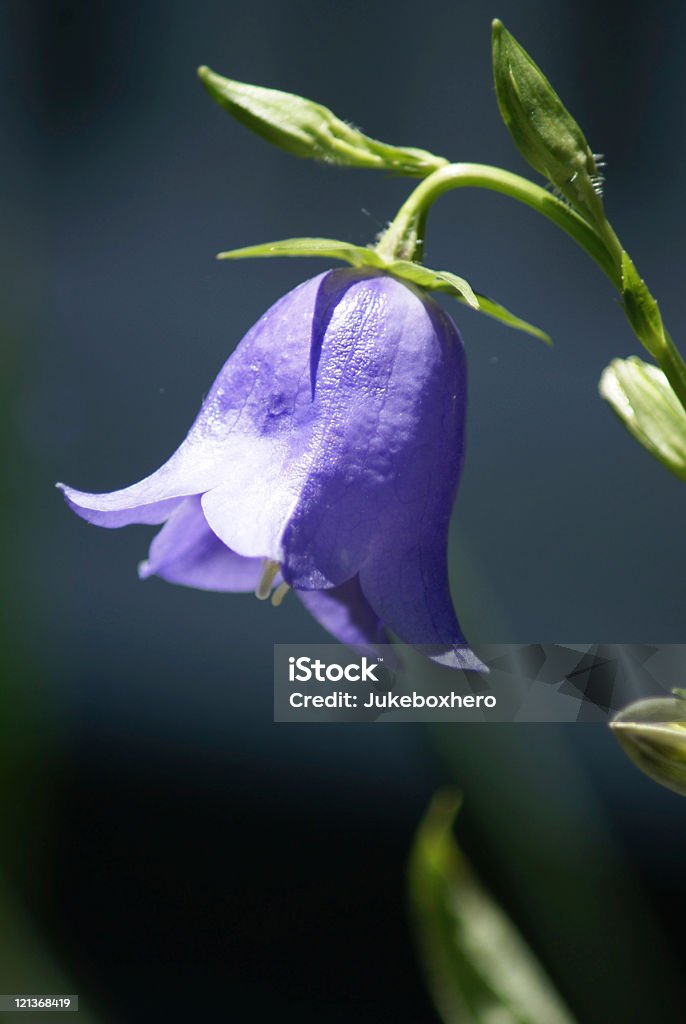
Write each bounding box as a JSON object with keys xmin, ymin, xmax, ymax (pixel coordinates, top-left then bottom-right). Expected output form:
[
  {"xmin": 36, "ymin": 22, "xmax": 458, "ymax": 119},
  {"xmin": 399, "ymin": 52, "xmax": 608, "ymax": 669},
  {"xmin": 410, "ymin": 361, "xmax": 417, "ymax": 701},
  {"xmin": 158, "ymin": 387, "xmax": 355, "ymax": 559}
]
[
  {"xmin": 376, "ymin": 162, "xmax": 619, "ymax": 285},
  {"xmin": 378, "ymin": 162, "xmax": 686, "ymax": 416}
]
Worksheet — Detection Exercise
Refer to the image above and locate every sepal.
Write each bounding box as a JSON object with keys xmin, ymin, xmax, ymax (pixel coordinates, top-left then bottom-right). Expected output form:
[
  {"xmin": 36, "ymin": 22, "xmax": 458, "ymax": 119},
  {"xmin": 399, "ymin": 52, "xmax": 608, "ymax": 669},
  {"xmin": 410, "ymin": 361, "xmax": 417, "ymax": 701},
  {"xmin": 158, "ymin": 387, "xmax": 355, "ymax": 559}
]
[
  {"xmin": 467, "ymin": 291, "xmax": 552, "ymax": 344},
  {"xmin": 599, "ymin": 356, "xmax": 686, "ymax": 480},
  {"xmin": 218, "ymin": 237, "xmax": 388, "ymax": 268},
  {"xmin": 219, "ymin": 237, "xmax": 551, "ymax": 342},
  {"xmin": 387, "ymin": 261, "xmax": 479, "ymax": 309},
  {"xmin": 198, "ymin": 67, "xmax": 446, "ymax": 177}
]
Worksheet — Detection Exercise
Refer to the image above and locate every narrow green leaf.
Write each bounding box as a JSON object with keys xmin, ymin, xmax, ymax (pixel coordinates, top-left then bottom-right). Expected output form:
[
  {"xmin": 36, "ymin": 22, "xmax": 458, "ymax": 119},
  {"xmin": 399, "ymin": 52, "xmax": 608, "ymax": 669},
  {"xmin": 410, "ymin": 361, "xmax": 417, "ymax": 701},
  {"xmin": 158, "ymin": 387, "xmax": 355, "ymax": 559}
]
[
  {"xmin": 408, "ymin": 791, "xmax": 577, "ymax": 1024},
  {"xmin": 387, "ymin": 263, "xmax": 550, "ymax": 341},
  {"xmin": 599, "ymin": 356, "xmax": 686, "ymax": 479},
  {"xmin": 621, "ymin": 252, "xmax": 666, "ymax": 358},
  {"xmin": 470, "ymin": 293, "xmax": 552, "ymax": 344},
  {"xmin": 491, "ymin": 20, "xmax": 603, "ymax": 222},
  {"xmin": 218, "ymin": 239, "xmax": 550, "ymax": 343},
  {"xmin": 198, "ymin": 66, "xmax": 446, "ymax": 177},
  {"xmin": 217, "ymin": 237, "xmax": 388, "ymax": 269},
  {"xmin": 611, "ymin": 698, "xmax": 686, "ymax": 797}
]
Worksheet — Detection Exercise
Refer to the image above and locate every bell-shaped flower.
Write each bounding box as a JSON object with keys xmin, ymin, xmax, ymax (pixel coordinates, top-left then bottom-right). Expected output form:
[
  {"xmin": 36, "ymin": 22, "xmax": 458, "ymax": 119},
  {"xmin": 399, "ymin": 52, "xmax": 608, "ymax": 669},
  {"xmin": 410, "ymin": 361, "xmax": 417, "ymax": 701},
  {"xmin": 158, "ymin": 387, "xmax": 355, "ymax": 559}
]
[{"xmin": 58, "ymin": 268, "xmax": 483, "ymax": 670}]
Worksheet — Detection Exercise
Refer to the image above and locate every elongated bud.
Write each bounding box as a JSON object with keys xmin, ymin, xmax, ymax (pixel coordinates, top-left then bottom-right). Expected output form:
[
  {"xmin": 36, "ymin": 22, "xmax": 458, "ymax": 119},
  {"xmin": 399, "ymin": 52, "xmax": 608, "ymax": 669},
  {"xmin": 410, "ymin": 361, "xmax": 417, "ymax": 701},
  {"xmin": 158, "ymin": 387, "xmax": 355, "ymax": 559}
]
[
  {"xmin": 491, "ymin": 20, "xmax": 603, "ymax": 222},
  {"xmin": 611, "ymin": 695, "xmax": 686, "ymax": 796},
  {"xmin": 599, "ymin": 356, "xmax": 686, "ymax": 480},
  {"xmin": 198, "ymin": 66, "xmax": 446, "ymax": 177}
]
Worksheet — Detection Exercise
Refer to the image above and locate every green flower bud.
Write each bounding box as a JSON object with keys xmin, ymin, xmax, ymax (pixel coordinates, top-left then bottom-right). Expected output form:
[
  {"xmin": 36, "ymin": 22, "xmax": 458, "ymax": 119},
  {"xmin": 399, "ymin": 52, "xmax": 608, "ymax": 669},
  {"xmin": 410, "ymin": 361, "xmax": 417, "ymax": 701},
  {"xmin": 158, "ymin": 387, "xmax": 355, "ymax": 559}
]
[
  {"xmin": 491, "ymin": 20, "xmax": 604, "ymax": 222},
  {"xmin": 610, "ymin": 695, "xmax": 686, "ymax": 796},
  {"xmin": 599, "ymin": 356, "xmax": 686, "ymax": 480},
  {"xmin": 198, "ymin": 66, "xmax": 446, "ymax": 177}
]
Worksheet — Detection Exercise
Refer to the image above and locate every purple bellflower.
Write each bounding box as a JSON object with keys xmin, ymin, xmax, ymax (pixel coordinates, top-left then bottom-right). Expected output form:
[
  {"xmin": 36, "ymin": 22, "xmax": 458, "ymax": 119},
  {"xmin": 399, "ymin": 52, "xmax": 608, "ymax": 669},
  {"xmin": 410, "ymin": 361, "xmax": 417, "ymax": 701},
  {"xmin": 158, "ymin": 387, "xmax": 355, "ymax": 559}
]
[{"xmin": 59, "ymin": 268, "xmax": 483, "ymax": 670}]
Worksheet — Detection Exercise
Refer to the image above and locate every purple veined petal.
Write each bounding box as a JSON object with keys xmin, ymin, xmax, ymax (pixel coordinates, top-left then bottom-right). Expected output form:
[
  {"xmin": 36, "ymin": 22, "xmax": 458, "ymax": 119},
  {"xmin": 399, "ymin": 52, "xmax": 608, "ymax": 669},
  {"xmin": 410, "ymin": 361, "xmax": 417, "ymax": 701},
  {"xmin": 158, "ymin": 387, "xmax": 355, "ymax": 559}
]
[
  {"xmin": 59, "ymin": 269, "xmax": 467, "ymax": 593},
  {"xmin": 138, "ymin": 495, "xmax": 267, "ymax": 592},
  {"xmin": 58, "ymin": 271, "xmax": 334, "ymax": 529},
  {"xmin": 278, "ymin": 273, "xmax": 468, "ymax": 589},
  {"xmin": 59, "ymin": 267, "xmax": 477, "ymax": 666},
  {"xmin": 57, "ymin": 432, "xmax": 233, "ymax": 528},
  {"xmin": 295, "ymin": 575, "xmax": 389, "ymax": 654},
  {"xmin": 202, "ymin": 266, "xmax": 466, "ymax": 594},
  {"xmin": 359, "ymin": 534, "xmax": 486, "ymax": 672},
  {"xmin": 199, "ymin": 436, "xmax": 301, "ymax": 562},
  {"xmin": 58, "ymin": 485, "xmax": 186, "ymax": 528},
  {"xmin": 308, "ymin": 266, "xmax": 360, "ymax": 396},
  {"xmin": 198, "ymin": 269, "xmax": 374, "ymax": 568}
]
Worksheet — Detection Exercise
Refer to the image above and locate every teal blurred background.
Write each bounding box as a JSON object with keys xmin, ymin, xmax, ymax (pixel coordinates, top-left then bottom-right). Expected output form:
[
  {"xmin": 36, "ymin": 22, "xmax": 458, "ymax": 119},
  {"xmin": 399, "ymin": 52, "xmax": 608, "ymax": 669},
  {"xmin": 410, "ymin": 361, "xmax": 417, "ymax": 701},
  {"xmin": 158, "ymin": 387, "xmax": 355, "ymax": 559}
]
[{"xmin": 2, "ymin": 0, "xmax": 686, "ymax": 1020}]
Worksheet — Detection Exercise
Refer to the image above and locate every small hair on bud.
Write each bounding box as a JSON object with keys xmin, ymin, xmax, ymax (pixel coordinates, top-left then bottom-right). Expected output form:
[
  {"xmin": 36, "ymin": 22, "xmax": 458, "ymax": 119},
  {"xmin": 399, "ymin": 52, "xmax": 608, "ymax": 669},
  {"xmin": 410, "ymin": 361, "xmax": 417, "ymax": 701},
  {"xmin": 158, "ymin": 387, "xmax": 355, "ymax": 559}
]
[{"xmin": 590, "ymin": 173, "xmax": 605, "ymax": 196}]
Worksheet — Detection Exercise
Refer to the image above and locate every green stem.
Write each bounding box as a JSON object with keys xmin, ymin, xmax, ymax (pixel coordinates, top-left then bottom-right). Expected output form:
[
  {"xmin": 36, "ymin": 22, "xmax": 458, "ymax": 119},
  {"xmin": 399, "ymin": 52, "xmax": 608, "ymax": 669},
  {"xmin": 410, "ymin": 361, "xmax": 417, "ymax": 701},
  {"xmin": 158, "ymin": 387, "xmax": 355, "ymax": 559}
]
[
  {"xmin": 375, "ymin": 162, "xmax": 619, "ymax": 285},
  {"xmin": 660, "ymin": 332, "xmax": 686, "ymax": 413},
  {"xmin": 378, "ymin": 162, "xmax": 686, "ymax": 415}
]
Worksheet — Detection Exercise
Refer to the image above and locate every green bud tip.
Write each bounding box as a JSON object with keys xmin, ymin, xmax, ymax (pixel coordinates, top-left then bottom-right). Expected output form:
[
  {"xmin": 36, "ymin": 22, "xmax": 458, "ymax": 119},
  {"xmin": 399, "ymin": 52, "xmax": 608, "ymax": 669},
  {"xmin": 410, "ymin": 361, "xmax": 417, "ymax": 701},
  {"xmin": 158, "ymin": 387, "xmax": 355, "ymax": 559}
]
[
  {"xmin": 491, "ymin": 18, "xmax": 603, "ymax": 222},
  {"xmin": 610, "ymin": 697, "xmax": 686, "ymax": 797}
]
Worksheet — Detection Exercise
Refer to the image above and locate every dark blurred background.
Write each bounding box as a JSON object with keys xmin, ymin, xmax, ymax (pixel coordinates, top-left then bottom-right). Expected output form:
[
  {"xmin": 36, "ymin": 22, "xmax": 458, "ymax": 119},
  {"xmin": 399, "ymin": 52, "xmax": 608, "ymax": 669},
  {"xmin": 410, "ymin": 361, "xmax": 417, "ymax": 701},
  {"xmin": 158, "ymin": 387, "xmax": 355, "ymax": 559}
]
[{"xmin": 2, "ymin": 0, "xmax": 686, "ymax": 1020}]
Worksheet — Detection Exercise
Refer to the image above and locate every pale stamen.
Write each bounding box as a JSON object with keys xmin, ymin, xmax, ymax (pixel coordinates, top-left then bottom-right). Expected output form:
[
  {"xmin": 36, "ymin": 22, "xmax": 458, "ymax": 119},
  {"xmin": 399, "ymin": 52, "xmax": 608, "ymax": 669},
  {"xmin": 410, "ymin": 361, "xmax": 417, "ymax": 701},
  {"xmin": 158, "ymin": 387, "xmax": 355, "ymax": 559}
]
[
  {"xmin": 255, "ymin": 559, "xmax": 280, "ymax": 601},
  {"xmin": 271, "ymin": 582, "xmax": 290, "ymax": 607}
]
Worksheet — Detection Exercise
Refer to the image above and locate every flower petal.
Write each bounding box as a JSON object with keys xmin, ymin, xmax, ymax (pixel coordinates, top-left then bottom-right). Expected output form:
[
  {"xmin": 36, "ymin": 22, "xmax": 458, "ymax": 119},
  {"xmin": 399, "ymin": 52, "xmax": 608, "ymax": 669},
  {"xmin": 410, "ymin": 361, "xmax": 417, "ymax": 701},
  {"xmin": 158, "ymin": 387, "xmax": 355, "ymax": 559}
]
[
  {"xmin": 197, "ymin": 269, "xmax": 466, "ymax": 585},
  {"xmin": 57, "ymin": 434, "xmax": 230, "ymax": 527},
  {"xmin": 280, "ymin": 273, "xmax": 469, "ymax": 589},
  {"xmin": 58, "ymin": 484, "xmax": 185, "ymax": 527},
  {"xmin": 60, "ymin": 268, "xmax": 475, "ymax": 663},
  {"xmin": 138, "ymin": 495, "xmax": 265, "ymax": 592},
  {"xmin": 198, "ymin": 270, "xmax": 362, "ymax": 564},
  {"xmin": 295, "ymin": 575, "xmax": 389, "ymax": 652},
  {"xmin": 59, "ymin": 271, "xmax": 334, "ymax": 530},
  {"xmin": 199, "ymin": 436, "xmax": 301, "ymax": 561},
  {"xmin": 359, "ymin": 535, "xmax": 486, "ymax": 671}
]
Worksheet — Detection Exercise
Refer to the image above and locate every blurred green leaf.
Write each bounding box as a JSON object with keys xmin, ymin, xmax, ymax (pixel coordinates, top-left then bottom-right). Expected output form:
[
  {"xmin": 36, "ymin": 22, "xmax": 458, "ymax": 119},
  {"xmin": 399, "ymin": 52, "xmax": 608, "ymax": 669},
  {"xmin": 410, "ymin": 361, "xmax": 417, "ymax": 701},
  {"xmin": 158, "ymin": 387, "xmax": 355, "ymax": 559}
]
[
  {"xmin": 611, "ymin": 697, "xmax": 686, "ymax": 797},
  {"xmin": 599, "ymin": 356, "xmax": 686, "ymax": 479},
  {"xmin": 198, "ymin": 66, "xmax": 446, "ymax": 176},
  {"xmin": 621, "ymin": 252, "xmax": 666, "ymax": 358},
  {"xmin": 491, "ymin": 20, "xmax": 603, "ymax": 222},
  {"xmin": 408, "ymin": 791, "xmax": 577, "ymax": 1024}
]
